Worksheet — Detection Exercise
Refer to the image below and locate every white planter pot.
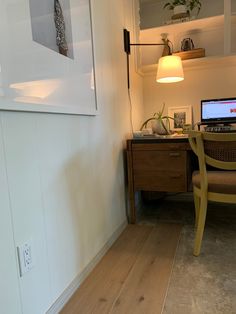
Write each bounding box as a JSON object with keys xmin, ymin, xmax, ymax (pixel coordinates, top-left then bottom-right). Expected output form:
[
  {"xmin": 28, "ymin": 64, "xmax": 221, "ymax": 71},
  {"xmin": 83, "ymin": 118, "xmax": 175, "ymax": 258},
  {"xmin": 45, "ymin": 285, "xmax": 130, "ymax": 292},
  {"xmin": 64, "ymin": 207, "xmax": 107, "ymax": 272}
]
[
  {"xmin": 151, "ymin": 120, "xmax": 170, "ymax": 135},
  {"xmin": 173, "ymin": 5, "xmax": 187, "ymax": 15}
]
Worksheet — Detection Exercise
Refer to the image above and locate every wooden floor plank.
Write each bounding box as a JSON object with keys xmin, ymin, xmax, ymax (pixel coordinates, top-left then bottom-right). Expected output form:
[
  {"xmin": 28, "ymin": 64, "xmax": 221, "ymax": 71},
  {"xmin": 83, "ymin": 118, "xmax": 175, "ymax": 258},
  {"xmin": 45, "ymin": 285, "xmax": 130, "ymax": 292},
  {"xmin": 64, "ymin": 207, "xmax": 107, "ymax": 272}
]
[
  {"xmin": 109, "ymin": 223, "xmax": 182, "ymax": 314},
  {"xmin": 60, "ymin": 225, "xmax": 152, "ymax": 314}
]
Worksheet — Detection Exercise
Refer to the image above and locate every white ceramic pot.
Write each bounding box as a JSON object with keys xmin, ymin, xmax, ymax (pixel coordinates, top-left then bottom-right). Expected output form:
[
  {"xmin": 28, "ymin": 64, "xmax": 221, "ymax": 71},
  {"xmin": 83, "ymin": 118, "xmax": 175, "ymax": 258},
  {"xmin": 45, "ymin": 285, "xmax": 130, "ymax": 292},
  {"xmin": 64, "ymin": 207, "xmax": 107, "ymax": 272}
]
[
  {"xmin": 151, "ymin": 120, "xmax": 169, "ymax": 135},
  {"xmin": 173, "ymin": 5, "xmax": 187, "ymax": 15}
]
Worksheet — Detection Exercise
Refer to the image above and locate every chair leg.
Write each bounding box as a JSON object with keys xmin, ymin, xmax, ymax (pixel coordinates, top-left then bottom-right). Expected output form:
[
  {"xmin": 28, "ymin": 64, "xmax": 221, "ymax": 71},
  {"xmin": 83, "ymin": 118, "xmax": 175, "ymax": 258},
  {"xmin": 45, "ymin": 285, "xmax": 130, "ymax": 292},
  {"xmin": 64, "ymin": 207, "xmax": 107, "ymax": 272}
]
[
  {"xmin": 193, "ymin": 197, "xmax": 208, "ymax": 256},
  {"xmin": 193, "ymin": 193, "xmax": 200, "ymax": 229}
]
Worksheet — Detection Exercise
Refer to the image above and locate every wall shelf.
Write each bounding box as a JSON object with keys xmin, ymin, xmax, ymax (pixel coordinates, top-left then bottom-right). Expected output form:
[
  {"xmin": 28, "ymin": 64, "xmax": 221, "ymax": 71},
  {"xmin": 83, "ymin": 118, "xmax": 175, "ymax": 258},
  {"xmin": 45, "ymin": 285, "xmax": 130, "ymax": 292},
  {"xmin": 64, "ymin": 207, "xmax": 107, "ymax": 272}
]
[
  {"xmin": 139, "ymin": 54, "xmax": 236, "ymax": 76},
  {"xmin": 140, "ymin": 15, "xmax": 225, "ymax": 39},
  {"xmin": 138, "ymin": 1, "xmax": 236, "ymax": 73}
]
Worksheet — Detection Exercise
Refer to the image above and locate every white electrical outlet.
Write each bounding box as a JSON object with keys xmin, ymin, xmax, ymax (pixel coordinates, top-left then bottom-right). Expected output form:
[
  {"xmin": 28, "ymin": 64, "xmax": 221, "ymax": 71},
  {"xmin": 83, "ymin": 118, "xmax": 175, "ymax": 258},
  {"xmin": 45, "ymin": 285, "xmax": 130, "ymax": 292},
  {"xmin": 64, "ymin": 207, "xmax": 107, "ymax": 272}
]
[{"xmin": 17, "ymin": 239, "xmax": 34, "ymax": 277}]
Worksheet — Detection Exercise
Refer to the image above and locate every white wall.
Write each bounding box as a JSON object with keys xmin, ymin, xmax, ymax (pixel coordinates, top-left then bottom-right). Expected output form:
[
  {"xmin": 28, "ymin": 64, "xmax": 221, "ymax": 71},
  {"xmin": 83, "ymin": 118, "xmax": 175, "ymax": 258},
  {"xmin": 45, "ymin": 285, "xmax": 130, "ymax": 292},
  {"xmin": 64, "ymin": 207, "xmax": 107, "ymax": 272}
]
[
  {"xmin": 0, "ymin": 1, "xmax": 143, "ymax": 313},
  {"xmin": 142, "ymin": 59, "xmax": 236, "ymax": 126}
]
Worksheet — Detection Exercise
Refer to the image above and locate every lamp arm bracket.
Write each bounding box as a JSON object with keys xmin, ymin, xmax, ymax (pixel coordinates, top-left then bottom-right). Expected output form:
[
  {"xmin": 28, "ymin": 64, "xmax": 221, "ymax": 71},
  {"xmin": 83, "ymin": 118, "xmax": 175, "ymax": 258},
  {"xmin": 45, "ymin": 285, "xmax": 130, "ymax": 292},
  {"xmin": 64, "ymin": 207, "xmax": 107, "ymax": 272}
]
[{"xmin": 124, "ymin": 29, "xmax": 168, "ymax": 55}]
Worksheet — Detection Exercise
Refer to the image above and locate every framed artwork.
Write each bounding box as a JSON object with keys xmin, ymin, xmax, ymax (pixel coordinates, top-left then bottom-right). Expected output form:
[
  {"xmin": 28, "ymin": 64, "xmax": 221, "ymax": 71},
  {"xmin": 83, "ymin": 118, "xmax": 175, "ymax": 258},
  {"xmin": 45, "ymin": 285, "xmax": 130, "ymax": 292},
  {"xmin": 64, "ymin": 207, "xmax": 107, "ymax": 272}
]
[
  {"xmin": 168, "ymin": 106, "xmax": 192, "ymax": 131},
  {"xmin": 0, "ymin": 0, "xmax": 97, "ymax": 115}
]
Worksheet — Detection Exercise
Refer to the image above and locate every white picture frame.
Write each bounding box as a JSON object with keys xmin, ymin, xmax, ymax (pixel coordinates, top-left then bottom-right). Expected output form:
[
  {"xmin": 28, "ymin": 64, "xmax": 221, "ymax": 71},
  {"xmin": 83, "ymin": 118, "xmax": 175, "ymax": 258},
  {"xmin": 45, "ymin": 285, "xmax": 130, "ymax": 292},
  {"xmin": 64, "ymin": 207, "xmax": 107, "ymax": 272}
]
[
  {"xmin": 168, "ymin": 106, "xmax": 192, "ymax": 131},
  {"xmin": 0, "ymin": 0, "xmax": 98, "ymax": 115}
]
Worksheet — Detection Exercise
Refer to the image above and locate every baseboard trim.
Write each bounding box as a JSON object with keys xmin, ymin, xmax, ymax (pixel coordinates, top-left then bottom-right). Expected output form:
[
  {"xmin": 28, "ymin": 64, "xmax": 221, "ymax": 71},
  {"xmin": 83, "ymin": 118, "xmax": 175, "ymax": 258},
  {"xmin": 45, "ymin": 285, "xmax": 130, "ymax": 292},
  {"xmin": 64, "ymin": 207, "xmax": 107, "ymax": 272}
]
[{"xmin": 46, "ymin": 220, "xmax": 127, "ymax": 314}]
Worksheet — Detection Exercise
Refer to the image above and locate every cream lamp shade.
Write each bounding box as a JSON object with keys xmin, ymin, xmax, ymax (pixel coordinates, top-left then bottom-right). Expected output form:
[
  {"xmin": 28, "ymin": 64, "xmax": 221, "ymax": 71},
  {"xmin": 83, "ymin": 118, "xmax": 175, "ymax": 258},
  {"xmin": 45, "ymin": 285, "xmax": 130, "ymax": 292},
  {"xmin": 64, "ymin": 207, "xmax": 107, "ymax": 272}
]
[{"xmin": 156, "ymin": 55, "xmax": 184, "ymax": 83}]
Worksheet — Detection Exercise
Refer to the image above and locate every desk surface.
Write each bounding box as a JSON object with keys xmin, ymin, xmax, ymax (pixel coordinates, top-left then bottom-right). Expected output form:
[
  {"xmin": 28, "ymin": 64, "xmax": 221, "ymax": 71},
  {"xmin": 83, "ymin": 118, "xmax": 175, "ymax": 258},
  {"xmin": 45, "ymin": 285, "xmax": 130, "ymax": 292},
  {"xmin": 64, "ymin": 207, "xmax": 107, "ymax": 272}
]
[
  {"xmin": 132, "ymin": 133, "xmax": 188, "ymax": 140},
  {"xmin": 129, "ymin": 136, "xmax": 189, "ymax": 144}
]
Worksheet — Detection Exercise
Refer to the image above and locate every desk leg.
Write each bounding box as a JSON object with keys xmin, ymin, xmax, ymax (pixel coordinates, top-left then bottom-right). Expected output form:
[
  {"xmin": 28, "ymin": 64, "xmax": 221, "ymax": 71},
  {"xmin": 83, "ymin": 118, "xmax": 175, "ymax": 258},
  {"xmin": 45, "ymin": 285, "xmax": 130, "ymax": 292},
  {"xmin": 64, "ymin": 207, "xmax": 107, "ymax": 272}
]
[
  {"xmin": 127, "ymin": 149, "xmax": 136, "ymax": 224},
  {"xmin": 129, "ymin": 187, "xmax": 136, "ymax": 224}
]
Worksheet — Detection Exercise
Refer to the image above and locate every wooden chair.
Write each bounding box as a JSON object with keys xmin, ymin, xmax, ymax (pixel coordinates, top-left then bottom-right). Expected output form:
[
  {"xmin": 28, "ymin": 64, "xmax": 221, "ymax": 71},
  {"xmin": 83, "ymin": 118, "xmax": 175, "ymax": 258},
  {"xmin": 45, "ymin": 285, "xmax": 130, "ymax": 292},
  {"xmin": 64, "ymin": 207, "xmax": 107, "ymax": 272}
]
[{"xmin": 188, "ymin": 131, "xmax": 236, "ymax": 256}]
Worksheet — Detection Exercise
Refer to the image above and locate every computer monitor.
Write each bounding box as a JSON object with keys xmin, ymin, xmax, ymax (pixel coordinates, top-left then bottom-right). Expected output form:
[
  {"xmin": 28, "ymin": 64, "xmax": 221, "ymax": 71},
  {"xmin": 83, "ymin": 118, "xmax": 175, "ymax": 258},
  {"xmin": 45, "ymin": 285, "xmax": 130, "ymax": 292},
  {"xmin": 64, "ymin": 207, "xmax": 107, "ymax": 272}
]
[{"xmin": 201, "ymin": 97, "xmax": 236, "ymax": 125}]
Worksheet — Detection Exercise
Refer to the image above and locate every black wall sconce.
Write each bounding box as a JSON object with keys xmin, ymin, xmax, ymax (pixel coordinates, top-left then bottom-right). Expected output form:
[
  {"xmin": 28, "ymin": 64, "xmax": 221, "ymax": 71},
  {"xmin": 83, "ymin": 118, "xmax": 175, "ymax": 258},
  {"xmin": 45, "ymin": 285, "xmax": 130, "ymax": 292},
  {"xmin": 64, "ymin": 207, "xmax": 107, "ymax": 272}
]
[{"xmin": 123, "ymin": 29, "xmax": 184, "ymax": 89}]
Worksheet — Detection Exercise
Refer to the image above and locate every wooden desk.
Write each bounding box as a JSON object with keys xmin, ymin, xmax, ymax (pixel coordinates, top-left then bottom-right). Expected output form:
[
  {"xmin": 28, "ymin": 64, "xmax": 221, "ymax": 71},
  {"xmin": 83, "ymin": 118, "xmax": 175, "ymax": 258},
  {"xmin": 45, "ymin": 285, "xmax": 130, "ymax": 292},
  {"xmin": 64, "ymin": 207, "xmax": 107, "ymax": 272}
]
[{"xmin": 127, "ymin": 137, "xmax": 194, "ymax": 223}]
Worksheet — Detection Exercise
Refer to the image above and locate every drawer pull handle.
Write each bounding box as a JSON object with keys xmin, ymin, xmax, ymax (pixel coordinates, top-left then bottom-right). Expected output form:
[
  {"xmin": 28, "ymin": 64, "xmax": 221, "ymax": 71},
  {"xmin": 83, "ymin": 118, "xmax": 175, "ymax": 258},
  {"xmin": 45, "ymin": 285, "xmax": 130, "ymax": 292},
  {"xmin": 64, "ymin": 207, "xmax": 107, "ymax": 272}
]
[{"xmin": 169, "ymin": 152, "xmax": 180, "ymax": 157}]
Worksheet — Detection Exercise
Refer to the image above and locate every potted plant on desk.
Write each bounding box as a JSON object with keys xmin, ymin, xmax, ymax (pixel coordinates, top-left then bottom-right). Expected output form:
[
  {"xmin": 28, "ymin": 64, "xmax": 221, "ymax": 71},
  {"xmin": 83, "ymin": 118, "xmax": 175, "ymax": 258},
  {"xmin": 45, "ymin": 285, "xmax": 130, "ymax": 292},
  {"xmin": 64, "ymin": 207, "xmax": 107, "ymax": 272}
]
[{"xmin": 140, "ymin": 103, "xmax": 174, "ymax": 135}]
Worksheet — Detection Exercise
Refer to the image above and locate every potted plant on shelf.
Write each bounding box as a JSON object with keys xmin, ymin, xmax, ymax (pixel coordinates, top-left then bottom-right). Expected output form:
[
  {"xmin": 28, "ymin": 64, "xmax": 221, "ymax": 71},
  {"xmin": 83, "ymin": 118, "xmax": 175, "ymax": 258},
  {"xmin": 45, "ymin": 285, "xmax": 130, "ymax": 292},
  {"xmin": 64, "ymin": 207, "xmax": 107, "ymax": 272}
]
[
  {"xmin": 188, "ymin": 0, "xmax": 202, "ymax": 15},
  {"xmin": 163, "ymin": 0, "xmax": 202, "ymax": 19},
  {"xmin": 140, "ymin": 103, "xmax": 174, "ymax": 135}
]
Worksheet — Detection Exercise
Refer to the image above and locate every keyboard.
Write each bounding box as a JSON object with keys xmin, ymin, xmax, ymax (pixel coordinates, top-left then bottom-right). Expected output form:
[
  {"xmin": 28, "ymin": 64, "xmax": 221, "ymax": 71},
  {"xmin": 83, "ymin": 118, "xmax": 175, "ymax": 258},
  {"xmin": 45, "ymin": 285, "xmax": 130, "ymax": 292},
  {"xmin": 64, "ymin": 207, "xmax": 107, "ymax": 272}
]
[{"xmin": 204, "ymin": 125, "xmax": 236, "ymax": 133}]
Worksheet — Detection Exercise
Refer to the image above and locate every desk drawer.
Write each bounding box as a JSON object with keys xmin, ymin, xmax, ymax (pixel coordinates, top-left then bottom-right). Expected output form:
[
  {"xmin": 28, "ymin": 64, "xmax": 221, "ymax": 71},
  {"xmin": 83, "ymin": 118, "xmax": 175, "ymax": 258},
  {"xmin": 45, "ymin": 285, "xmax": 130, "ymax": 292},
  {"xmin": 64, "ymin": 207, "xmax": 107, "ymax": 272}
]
[
  {"xmin": 132, "ymin": 143, "xmax": 190, "ymax": 151},
  {"xmin": 132, "ymin": 150, "xmax": 187, "ymax": 192},
  {"xmin": 133, "ymin": 150, "xmax": 186, "ymax": 171},
  {"xmin": 134, "ymin": 171, "xmax": 186, "ymax": 192}
]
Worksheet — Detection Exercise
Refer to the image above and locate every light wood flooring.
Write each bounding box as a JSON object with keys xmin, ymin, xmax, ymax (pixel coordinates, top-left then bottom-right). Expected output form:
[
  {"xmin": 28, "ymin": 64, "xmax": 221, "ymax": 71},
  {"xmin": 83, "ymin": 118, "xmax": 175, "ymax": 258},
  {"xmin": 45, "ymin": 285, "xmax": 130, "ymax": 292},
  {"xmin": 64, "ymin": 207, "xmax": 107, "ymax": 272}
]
[{"xmin": 61, "ymin": 224, "xmax": 182, "ymax": 314}]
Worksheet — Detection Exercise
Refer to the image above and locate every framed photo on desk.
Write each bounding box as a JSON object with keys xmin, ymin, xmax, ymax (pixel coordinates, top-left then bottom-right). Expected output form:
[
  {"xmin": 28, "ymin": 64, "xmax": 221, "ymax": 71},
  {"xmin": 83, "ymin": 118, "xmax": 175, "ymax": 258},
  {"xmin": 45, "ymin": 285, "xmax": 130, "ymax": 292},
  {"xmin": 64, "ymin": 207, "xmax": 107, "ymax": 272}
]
[{"xmin": 168, "ymin": 106, "xmax": 192, "ymax": 131}]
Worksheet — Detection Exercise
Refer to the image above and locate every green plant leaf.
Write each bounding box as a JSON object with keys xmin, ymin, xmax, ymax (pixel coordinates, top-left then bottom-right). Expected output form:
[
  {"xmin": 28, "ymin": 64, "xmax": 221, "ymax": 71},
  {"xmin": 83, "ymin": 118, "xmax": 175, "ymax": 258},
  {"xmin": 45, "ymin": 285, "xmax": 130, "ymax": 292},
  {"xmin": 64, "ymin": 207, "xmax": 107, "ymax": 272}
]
[
  {"xmin": 162, "ymin": 115, "xmax": 175, "ymax": 120},
  {"xmin": 160, "ymin": 102, "xmax": 165, "ymax": 116},
  {"xmin": 140, "ymin": 117, "xmax": 158, "ymax": 130},
  {"xmin": 160, "ymin": 119, "xmax": 169, "ymax": 134}
]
